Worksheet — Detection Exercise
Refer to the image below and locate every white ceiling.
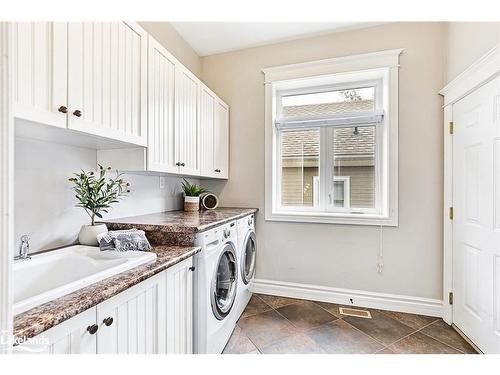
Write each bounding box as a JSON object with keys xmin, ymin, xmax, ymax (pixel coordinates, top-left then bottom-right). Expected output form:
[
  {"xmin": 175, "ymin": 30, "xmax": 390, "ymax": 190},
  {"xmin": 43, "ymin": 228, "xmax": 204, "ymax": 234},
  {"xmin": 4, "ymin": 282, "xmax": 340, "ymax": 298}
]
[{"xmin": 170, "ymin": 22, "xmax": 379, "ymax": 56}]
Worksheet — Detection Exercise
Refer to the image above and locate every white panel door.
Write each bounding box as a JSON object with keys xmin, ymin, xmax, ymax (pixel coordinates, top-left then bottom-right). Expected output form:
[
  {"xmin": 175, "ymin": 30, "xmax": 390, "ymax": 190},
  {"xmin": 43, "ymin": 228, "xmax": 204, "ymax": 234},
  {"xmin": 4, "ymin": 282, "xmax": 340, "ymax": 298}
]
[
  {"xmin": 15, "ymin": 308, "xmax": 97, "ymax": 354},
  {"xmin": 11, "ymin": 22, "xmax": 68, "ymax": 128},
  {"xmin": 214, "ymin": 100, "xmax": 229, "ymax": 179},
  {"xmin": 199, "ymin": 86, "xmax": 216, "ymax": 177},
  {"xmin": 165, "ymin": 257, "xmax": 194, "ymax": 354},
  {"xmin": 453, "ymin": 75, "xmax": 500, "ymax": 353},
  {"xmin": 67, "ymin": 22, "xmax": 147, "ymax": 146},
  {"xmin": 175, "ymin": 65, "xmax": 200, "ymax": 176},
  {"xmin": 147, "ymin": 36, "xmax": 177, "ymax": 173},
  {"xmin": 96, "ymin": 273, "xmax": 166, "ymax": 354}
]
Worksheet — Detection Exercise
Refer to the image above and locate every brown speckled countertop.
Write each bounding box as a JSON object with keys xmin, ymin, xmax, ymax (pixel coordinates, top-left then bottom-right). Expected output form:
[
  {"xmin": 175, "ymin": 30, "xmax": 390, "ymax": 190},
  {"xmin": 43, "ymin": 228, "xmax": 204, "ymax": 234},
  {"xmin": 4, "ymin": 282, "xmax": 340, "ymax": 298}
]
[
  {"xmin": 101, "ymin": 207, "xmax": 258, "ymax": 246},
  {"xmin": 13, "ymin": 245, "xmax": 200, "ymax": 341}
]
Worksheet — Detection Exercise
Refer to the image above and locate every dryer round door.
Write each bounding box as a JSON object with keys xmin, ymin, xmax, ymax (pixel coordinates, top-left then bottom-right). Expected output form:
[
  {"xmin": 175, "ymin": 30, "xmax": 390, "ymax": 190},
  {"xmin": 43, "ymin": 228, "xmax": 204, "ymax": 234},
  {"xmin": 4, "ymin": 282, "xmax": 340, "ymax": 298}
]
[
  {"xmin": 210, "ymin": 243, "xmax": 238, "ymax": 320},
  {"xmin": 241, "ymin": 231, "xmax": 256, "ymax": 285}
]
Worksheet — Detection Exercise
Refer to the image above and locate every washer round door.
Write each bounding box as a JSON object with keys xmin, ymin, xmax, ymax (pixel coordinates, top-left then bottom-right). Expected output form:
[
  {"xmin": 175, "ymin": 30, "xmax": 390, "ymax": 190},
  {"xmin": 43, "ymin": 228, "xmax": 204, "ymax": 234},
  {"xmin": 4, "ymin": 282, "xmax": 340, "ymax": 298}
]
[
  {"xmin": 241, "ymin": 231, "xmax": 256, "ymax": 285},
  {"xmin": 210, "ymin": 243, "xmax": 238, "ymax": 320}
]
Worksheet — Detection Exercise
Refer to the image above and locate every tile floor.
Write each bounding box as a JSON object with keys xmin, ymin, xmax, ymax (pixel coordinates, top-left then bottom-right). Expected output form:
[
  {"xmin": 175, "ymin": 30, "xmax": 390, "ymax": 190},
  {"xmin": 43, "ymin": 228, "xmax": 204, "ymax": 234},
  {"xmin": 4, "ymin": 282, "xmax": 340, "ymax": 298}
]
[{"xmin": 223, "ymin": 294, "xmax": 477, "ymax": 354}]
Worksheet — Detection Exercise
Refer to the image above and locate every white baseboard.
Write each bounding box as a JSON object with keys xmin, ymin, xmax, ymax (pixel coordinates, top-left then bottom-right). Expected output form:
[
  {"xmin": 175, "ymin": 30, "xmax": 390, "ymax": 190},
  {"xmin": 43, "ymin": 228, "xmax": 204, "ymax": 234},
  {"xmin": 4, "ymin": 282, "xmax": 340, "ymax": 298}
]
[{"xmin": 250, "ymin": 279, "xmax": 443, "ymax": 318}]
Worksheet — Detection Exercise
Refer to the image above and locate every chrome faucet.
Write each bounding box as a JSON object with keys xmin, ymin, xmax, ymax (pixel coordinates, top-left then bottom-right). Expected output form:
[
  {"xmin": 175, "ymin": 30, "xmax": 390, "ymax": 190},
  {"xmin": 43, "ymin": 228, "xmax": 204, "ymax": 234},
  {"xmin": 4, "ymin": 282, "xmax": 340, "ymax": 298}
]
[{"xmin": 14, "ymin": 235, "xmax": 31, "ymax": 261}]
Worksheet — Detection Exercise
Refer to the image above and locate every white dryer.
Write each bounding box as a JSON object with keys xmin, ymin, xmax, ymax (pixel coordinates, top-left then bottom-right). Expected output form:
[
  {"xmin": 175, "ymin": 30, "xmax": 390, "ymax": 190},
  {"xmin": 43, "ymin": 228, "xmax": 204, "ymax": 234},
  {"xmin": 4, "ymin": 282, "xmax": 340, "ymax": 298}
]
[
  {"xmin": 193, "ymin": 221, "xmax": 239, "ymax": 354},
  {"xmin": 234, "ymin": 214, "xmax": 256, "ymax": 319}
]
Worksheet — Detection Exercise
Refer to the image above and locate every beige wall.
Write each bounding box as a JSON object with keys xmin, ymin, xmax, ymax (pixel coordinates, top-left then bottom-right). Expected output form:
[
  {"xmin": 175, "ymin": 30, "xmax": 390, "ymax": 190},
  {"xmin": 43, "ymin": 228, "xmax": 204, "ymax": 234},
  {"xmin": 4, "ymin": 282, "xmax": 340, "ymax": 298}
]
[
  {"xmin": 445, "ymin": 22, "xmax": 500, "ymax": 83},
  {"xmin": 139, "ymin": 22, "xmax": 201, "ymax": 77},
  {"xmin": 201, "ymin": 22, "xmax": 446, "ymax": 300}
]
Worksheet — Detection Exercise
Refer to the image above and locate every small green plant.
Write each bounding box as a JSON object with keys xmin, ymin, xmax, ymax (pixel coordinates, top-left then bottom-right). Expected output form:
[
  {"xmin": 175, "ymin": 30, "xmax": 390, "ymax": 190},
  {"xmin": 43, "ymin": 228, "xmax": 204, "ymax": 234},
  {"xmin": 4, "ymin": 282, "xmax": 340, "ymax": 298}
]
[
  {"xmin": 69, "ymin": 165, "xmax": 130, "ymax": 225},
  {"xmin": 181, "ymin": 179, "xmax": 208, "ymax": 197}
]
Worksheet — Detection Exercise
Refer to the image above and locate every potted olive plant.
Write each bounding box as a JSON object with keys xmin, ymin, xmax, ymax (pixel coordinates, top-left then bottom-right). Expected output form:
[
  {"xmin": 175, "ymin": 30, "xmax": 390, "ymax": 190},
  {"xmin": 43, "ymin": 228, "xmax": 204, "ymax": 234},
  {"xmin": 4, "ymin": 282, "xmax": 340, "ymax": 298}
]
[
  {"xmin": 181, "ymin": 179, "xmax": 207, "ymax": 212},
  {"xmin": 69, "ymin": 165, "xmax": 130, "ymax": 246}
]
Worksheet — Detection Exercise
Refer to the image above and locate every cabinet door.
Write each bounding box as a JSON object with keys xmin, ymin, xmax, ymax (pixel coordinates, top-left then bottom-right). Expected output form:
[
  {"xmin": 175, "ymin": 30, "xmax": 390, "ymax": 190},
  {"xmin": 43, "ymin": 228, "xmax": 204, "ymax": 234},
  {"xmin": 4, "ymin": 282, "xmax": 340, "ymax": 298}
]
[
  {"xmin": 67, "ymin": 22, "xmax": 147, "ymax": 146},
  {"xmin": 11, "ymin": 22, "xmax": 67, "ymax": 128},
  {"xmin": 96, "ymin": 273, "xmax": 166, "ymax": 354},
  {"xmin": 165, "ymin": 257, "xmax": 194, "ymax": 354},
  {"xmin": 147, "ymin": 36, "xmax": 177, "ymax": 173},
  {"xmin": 199, "ymin": 86, "xmax": 215, "ymax": 177},
  {"xmin": 214, "ymin": 100, "xmax": 229, "ymax": 179},
  {"xmin": 175, "ymin": 66, "xmax": 200, "ymax": 176},
  {"xmin": 14, "ymin": 308, "xmax": 97, "ymax": 354}
]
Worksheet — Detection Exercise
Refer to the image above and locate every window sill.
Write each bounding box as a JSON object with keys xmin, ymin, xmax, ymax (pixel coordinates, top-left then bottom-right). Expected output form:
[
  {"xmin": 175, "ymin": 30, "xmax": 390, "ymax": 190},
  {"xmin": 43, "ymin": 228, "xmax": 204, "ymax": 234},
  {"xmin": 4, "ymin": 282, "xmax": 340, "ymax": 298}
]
[{"xmin": 265, "ymin": 210, "xmax": 398, "ymax": 227}]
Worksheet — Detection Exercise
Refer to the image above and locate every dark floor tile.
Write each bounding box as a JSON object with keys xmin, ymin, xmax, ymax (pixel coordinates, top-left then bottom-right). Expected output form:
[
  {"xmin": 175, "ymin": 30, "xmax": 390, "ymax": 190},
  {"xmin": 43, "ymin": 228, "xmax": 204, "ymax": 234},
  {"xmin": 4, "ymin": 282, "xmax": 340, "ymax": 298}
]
[
  {"xmin": 240, "ymin": 295, "xmax": 273, "ymax": 318},
  {"xmin": 223, "ymin": 325, "xmax": 258, "ymax": 354},
  {"xmin": 257, "ymin": 294, "xmax": 301, "ymax": 309},
  {"xmin": 306, "ymin": 319, "xmax": 383, "ymax": 354},
  {"xmin": 387, "ymin": 332, "xmax": 461, "ymax": 354},
  {"xmin": 420, "ymin": 320, "xmax": 477, "ymax": 354},
  {"xmin": 276, "ymin": 301, "xmax": 338, "ymax": 331},
  {"xmin": 380, "ymin": 310, "xmax": 438, "ymax": 331},
  {"xmin": 343, "ymin": 309, "xmax": 415, "ymax": 346},
  {"xmin": 261, "ymin": 333, "xmax": 327, "ymax": 354},
  {"xmin": 237, "ymin": 309, "xmax": 298, "ymax": 349}
]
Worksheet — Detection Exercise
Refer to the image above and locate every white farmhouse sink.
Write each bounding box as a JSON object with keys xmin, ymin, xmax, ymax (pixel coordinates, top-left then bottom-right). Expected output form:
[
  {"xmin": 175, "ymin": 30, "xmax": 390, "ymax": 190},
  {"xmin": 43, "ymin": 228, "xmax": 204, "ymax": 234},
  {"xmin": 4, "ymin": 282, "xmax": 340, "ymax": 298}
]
[{"xmin": 13, "ymin": 245, "xmax": 157, "ymax": 315}]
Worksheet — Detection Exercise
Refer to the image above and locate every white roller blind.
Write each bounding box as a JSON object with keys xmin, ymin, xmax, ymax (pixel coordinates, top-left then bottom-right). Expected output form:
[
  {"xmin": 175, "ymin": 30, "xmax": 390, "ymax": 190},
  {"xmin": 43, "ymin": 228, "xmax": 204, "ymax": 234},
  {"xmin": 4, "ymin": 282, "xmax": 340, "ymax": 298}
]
[{"xmin": 275, "ymin": 110, "xmax": 384, "ymax": 130}]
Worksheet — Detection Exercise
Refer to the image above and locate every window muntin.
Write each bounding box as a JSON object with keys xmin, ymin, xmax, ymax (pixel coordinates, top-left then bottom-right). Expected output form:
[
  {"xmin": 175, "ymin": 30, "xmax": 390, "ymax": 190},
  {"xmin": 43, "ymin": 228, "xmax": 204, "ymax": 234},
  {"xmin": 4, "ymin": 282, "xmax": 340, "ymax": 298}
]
[{"xmin": 275, "ymin": 80, "xmax": 384, "ymax": 216}]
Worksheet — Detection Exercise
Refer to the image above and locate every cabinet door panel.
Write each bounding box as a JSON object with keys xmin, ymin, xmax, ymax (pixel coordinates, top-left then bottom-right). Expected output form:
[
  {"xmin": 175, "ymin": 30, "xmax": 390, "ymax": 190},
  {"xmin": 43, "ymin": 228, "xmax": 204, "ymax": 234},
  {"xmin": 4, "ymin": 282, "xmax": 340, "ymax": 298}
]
[
  {"xmin": 96, "ymin": 273, "xmax": 166, "ymax": 354},
  {"xmin": 199, "ymin": 87, "xmax": 215, "ymax": 177},
  {"xmin": 11, "ymin": 22, "xmax": 67, "ymax": 128},
  {"xmin": 166, "ymin": 258, "xmax": 193, "ymax": 354},
  {"xmin": 14, "ymin": 308, "xmax": 97, "ymax": 354},
  {"xmin": 214, "ymin": 100, "xmax": 229, "ymax": 179},
  {"xmin": 147, "ymin": 36, "xmax": 177, "ymax": 173},
  {"xmin": 175, "ymin": 67, "xmax": 200, "ymax": 175},
  {"xmin": 67, "ymin": 22, "xmax": 147, "ymax": 146}
]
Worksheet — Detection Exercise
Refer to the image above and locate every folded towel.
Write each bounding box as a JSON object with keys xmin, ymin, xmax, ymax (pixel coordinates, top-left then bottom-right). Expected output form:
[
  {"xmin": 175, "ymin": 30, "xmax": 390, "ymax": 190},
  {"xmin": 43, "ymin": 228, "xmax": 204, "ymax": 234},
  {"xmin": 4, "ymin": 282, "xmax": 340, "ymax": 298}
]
[{"xmin": 97, "ymin": 229, "xmax": 152, "ymax": 252}]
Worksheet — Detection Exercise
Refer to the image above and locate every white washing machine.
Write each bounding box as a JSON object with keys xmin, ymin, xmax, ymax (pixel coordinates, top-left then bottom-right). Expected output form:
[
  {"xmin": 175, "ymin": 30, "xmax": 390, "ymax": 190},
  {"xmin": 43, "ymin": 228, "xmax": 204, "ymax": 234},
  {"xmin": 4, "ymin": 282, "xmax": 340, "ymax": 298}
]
[
  {"xmin": 234, "ymin": 214, "xmax": 256, "ymax": 319},
  {"xmin": 193, "ymin": 221, "xmax": 239, "ymax": 354}
]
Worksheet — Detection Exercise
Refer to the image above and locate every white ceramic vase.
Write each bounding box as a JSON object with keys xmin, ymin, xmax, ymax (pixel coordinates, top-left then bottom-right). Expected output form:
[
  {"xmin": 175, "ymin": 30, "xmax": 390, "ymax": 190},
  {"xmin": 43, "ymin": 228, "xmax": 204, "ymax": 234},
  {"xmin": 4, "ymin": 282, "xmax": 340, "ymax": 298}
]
[
  {"xmin": 184, "ymin": 196, "xmax": 200, "ymax": 212},
  {"xmin": 78, "ymin": 224, "xmax": 108, "ymax": 246}
]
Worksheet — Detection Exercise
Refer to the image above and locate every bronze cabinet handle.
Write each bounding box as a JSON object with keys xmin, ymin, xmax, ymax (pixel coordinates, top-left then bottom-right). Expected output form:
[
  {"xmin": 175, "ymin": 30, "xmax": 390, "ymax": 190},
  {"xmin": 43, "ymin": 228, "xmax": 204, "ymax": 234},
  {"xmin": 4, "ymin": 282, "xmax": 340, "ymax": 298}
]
[
  {"xmin": 73, "ymin": 109, "xmax": 82, "ymax": 117},
  {"xmin": 189, "ymin": 266, "xmax": 195, "ymax": 272},
  {"xmin": 58, "ymin": 106, "xmax": 68, "ymax": 114},
  {"xmin": 87, "ymin": 324, "xmax": 98, "ymax": 335},
  {"xmin": 214, "ymin": 169, "xmax": 221, "ymax": 173},
  {"xmin": 103, "ymin": 317, "xmax": 114, "ymax": 327}
]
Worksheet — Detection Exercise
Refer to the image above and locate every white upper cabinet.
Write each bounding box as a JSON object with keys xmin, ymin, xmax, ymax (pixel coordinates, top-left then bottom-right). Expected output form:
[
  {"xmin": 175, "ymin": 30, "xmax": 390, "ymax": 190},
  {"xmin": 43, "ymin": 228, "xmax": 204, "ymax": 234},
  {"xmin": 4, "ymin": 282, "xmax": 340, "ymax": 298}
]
[
  {"xmin": 67, "ymin": 22, "xmax": 148, "ymax": 146},
  {"xmin": 175, "ymin": 65, "xmax": 200, "ymax": 175},
  {"xmin": 199, "ymin": 86, "xmax": 216, "ymax": 177},
  {"xmin": 12, "ymin": 22, "xmax": 229, "ymax": 179},
  {"xmin": 11, "ymin": 22, "xmax": 68, "ymax": 128},
  {"xmin": 214, "ymin": 99, "xmax": 229, "ymax": 179},
  {"xmin": 147, "ymin": 36, "xmax": 177, "ymax": 173}
]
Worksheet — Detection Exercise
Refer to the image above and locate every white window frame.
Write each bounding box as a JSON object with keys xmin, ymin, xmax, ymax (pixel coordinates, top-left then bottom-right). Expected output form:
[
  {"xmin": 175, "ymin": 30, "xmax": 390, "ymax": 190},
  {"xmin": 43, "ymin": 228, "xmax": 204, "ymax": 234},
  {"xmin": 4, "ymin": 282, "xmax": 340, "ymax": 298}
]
[{"xmin": 264, "ymin": 49, "xmax": 402, "ymax": 226}]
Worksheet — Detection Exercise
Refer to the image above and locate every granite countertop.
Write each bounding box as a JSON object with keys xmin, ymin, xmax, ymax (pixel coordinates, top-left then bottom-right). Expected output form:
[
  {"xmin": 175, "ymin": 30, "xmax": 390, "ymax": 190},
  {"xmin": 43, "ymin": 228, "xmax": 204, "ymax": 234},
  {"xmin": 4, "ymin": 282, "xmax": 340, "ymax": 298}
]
[
  {"xmin": 101, "ymin": 207, "xmax": 258, "ymax": 234},
  {"xmin": 13, "ymin": 245, "xmax": 200, "ymax": 341}
]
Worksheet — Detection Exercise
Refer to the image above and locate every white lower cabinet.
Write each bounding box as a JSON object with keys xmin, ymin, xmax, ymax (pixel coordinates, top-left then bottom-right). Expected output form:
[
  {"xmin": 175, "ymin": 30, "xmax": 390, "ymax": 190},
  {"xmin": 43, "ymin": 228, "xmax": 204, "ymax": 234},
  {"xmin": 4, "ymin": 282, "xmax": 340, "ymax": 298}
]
[
  {"xmin": 20, "ymin": 307, "xmax": 97, "ymax": 354},
  {"xmin": 166, "ymin": 257, "xmax": 193, "ymax": 354},
  {"xmin": 96, "ymin": 273, "xmax": 166, "ymax": 354},
  {"xmin": 25, "ymin": 258, "xmax": 194, "ymax": 354}
]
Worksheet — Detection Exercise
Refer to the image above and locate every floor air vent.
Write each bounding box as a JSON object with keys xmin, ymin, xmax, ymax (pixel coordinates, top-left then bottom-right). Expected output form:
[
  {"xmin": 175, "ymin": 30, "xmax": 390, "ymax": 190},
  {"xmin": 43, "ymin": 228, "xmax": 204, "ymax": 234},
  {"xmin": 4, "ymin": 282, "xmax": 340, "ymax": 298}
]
[{"xmin": 339, "ymin": 307, "xmax": 372, "ymax": 319}]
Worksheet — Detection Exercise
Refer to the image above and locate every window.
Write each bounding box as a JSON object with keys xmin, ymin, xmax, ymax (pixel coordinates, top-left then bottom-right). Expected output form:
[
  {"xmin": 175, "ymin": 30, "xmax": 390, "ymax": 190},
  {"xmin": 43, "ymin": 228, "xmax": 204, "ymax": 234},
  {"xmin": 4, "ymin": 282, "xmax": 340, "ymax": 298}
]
[{"xmin": 264, "ymin": 49, "xmax": 401, "ymax": 226}]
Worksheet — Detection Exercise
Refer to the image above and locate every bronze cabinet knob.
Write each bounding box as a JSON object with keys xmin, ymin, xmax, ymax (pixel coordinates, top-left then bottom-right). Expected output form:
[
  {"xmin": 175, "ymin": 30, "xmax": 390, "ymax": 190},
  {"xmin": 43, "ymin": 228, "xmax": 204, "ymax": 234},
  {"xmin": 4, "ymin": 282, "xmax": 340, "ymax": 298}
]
[
  {"xmin": 73, "ymin": 109, "xmax": 82, "ymax": 117},
  {"xmin": 87, "ymin": 324, "xmax": 98, "ymax": 335},
  {"xmin": 103, "ymin": 317, "xmax": 114, "ymax": 326},
  {"xmin": 58, "ymin": 106, "xmax": 68, "ymax": 113}
]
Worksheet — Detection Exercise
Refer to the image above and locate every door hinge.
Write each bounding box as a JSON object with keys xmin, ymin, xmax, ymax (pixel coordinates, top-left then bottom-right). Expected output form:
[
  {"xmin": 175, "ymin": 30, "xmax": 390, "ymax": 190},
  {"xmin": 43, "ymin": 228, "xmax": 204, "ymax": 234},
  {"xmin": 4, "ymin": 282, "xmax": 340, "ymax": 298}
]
[
  {"xmin": 449, "ymin": 207, "xmax": 454, "ymax": 220},
  {"xmin": 449, "ymin": 292, "xmax": 454, "ymax": 305},
  {"xmin": 449, "ymin": 121, "xmax": 454, "ymax": 135}
]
